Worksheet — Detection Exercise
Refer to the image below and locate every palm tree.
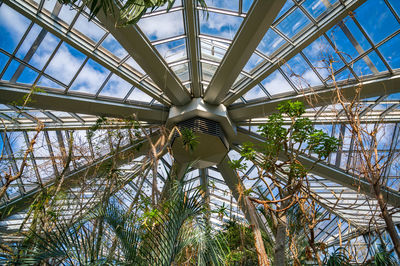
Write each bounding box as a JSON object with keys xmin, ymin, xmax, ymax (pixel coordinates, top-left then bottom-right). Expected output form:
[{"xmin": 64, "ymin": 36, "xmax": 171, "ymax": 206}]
[{"xmin": 1, "ymin": 172, "xmax": 228, "ymax": 265}]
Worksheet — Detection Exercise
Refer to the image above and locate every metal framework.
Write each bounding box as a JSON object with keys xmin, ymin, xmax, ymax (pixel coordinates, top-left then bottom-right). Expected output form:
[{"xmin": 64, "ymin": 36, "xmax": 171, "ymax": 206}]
[{"xmin": 1, "ymin": 0, "xmax": 400, "ymax": 261}]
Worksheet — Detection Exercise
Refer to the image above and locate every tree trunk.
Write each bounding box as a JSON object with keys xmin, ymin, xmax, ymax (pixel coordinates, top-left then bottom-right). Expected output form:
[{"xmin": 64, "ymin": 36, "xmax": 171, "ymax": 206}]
[
  {"xmin": 274, "ymin": 216, "xmax": 286, "ymax": 266},
  {"xmin": 373, "ymin": 182, "xmax": 400, "ymax": 257},
  {"xmin": 246, "ymin": 197, "xmax": 270, "ymax": 266}
]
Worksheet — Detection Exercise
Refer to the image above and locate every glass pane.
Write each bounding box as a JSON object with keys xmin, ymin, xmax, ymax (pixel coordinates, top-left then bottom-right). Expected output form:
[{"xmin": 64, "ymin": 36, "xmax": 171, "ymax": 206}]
[
  {"xmin": 0, "ymin": 4, "xmax": 30, "ymax": 53},
  {"xmin": 262, "ymin": 70, "xmax": 294, "ymax": 95},
  {"xmin": 356, "ymin": 0, "xmax": 400, "ymax": 44},
  {"xmin": 276, "ymin": 8, "xmax": 311, "ymax": 39}
]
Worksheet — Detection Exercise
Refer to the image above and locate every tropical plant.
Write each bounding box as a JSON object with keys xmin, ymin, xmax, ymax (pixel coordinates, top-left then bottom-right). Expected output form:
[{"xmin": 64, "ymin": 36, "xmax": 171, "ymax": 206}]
[
  {"xmin": 324, "ymin": 248, "xmax": 350, "ymax": 266},
  {"xmin": 1, "ymin": 174, "xmax": 228, "ymax": 265},
  {"xmin": 58, "ymin": 0, "xmax": 208, "ymax": 26},
  {"xmin": 230, "ymin": 100, "xmax": 339, "ymax": 265},
  {"xmin": 363, "ymin": 244, "xmax": 398, "ymax": 266},
  {"xmin": 181, "ymin": 127, "xmax": 199, "ymax": 152},
  {"xmin": 215, "ymin": 220, "xmax": 274, "ymax": 265}
]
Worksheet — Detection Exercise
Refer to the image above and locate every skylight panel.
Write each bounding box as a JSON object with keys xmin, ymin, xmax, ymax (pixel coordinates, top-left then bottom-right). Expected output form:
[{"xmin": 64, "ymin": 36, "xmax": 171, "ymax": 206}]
[
  {"xmin": 329, "ymin": 67, "xmax": 354, "ymax": 83},
  {"xmin": 200, "ymin": 39, "xmax": 228, "ymax": 63},
  {"xmin": 207, "ymin": 0, "xmax": 239, "ymax": 12},
  {"xmin": 302, "ymin": 0, "xmax": 338, "ymax": 19},
  {"xmin": 201, "ymin": 62, "xmax": 217, "ymax": 82},
  {"xmin": 340, "ymin": 18, "xmax": 371, "ymax": 53},
  {"xmin": 16, "ymin": 66, "xmax": 39, "ymax": 84},
  {"xmin": 243, "ymin": 84, "xmax": 268, "ymax": 102},
  {"xmin": 327, "ymin": 25, "xmax": 366, "ymax": 63},
  {"xmin": 276, "ymin": 7, "xmax": 311, "ymax": 39},
  {"xmin": 232, "ymin": 73, "xmax": 246, "ymax": 87},
  {"xmin": 57, "ymin": 4, "xmax": 78, "ymax": 24},
  {"xmin": 127, "ymin": 88, "xmax": 153, "ymax": 103},
  {"xmin": 275, "ymin": 0, "xmax": 293, "ymax": 21},
  {"xmin": 42, "ymin": 0, "xmax": 58, "ymax": 13},
  {"xmin": 69, "ymin": 59, "xmax": 110, "ymax": 94},
  {"xmin": 0, "ymin": 53, "xmax": 8, "ymax": 73},
  {"xmin": 44, "ymin": 42, "xmax": 86, "ymax": 86},
  {"xmin": 37, "ymin": 75, "xmax": 65, "ymax": 90},
  {"xmin": 138, "ymin": 11, "xmax": 185, "ymax": 42},
  {"xmin": 15, "ymin": 24, "xmax": 42, "ymax": 60},
  {"xmin": 171, "ymin": 63, "xmax": 190, "ymax": 83},
  {"xmin": 5, "ymin": 183, "xmax": 20, "ymax": 199},
  {"xmin": 154, "ymin": 38, "xmax": 187, "ymax": 63},
  {"xmin": 73, "ymin": 13, "xmax": 106, "ymax": 43},
  {"xmin": 242, "ymin": 0, "xmax": 254, "ymax": 13},
  {"xmin": 352, "ymin": 52, "xmax": 387, "ymax": 76},
  {"xmin": 29, "ymin": 33, "xmax": 59, "ymax": 70},
  {"xmin": 281, "ymin": 54, "xmax": 322, "ymax": 89},
  {"xmin": 100, "ymin": 34, "xmax": 129, "ymax": 60},
  {"xmin": 243, "ymin": 53, "xmax": 263, "ymax": 73},
  {"xmin": 2, "ymin": 60, "xmax": 20, "ymax": 81},
  {"xmin": 125, "ymin": 57, "xmax": 145, "ymax": 75},
  {"xmin": 356, "ymin": 0, "xmax": 400, "ymax": 44},
  {"xmin": 388, "ymin": 0, "xmax": 400, "ymax": 14},
  {"xmin": 0, "ymin": 4, "xmax": 30, "ymax": 54},
  {"xmin": 199, "ymin": 11, "xmax": 243, "ymax": 40},
  {"xmin": 262, "ymin": 70, "xmax": 295, "ymax": 96},
  {"xmin": 257, "ymin": 29, "xmax": 286, "ymax": 58},
  {"xmin": 378, "ymin": 33, "xmax": 400, "ymax": 70},
  {"xmin": 99, "ymin": 74, "xmax": 132, "ymax": 100},
  {"xmin": 302, "ymin": 36, "xmax": 344, "ymax": 79}
]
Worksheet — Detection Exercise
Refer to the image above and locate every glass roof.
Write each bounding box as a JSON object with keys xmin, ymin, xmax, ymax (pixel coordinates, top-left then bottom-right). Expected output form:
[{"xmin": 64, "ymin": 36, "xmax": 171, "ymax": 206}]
[{"xmin": 1, "ymin": 0, "xmax": 400, "ymax": 262}]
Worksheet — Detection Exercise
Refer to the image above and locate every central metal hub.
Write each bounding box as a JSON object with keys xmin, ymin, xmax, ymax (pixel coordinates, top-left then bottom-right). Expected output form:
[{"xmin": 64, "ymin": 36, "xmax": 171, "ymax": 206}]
[
  {"xmin": 167, "ymin": 98, "xmax": 236, "ymax": 168},
  {"xmin": 167, "ymin": 98, "xmax": 236, "ymax": 139}
]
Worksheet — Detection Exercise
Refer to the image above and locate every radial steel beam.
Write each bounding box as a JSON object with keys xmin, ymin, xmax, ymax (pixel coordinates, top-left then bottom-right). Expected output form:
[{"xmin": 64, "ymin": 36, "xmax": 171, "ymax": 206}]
[
  {"xmin": 0, "ymin": 83, "xmax": 168, "ymax": 122},
  {"xmin": 224, "ymin": 0, "xmax": 368, "ymax": 105},
  {"xmin": 0, "ymin": 122, "xmax": 156, "ymax": 132},
  {"xmin": 236, "ymin": 112, "xmax": 400, "ymax": 126},
  {"xmin": 95, "ymin": 5, "xmax": 191, "ymax": 106},
  {"xmin": 229, "ymin": 72, "xmax": 400, "ymax": 121},
  {"xmin": 232, "ymin": 129, "xmax": 400, "ymax": 208},
  {"xmin": 203, "ymin": 0, "xmax": 287, "ymax": 104},
  {"xmin": 183, "ymin": 0, "xmax": 201, "ymax": 97},
  {"xmin": 4, "ymin": 0, "xmax": 170, "ymax": 105}
]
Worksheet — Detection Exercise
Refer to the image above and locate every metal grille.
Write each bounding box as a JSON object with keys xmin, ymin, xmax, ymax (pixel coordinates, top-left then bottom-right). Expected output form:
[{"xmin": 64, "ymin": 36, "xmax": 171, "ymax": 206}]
[{"xmin": 175, "ymin": 117, "xmax": 228, "ymax": 148}]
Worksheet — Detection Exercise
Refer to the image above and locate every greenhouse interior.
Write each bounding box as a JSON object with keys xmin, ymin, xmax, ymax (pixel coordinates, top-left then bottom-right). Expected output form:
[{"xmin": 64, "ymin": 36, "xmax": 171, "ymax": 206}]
[{"xmin": 1, "ymin": 0, "xmax": 400, "ymax": 264}]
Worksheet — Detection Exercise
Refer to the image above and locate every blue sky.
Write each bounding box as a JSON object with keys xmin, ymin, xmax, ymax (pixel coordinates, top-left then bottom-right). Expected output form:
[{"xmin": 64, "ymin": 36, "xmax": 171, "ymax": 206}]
[{"xmin": 1, "ymin": 0, "xmax": 400, "ymax": 102}]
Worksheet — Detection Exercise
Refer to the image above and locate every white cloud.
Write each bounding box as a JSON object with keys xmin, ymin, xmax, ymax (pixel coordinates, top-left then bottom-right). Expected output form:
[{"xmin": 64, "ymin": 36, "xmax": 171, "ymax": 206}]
[
  {"xmin": 125, "ymin": 57, "xmax": 145, "ymax": 75},
  {"xmin": 102, "ymin": 36, "xmax": 128, "ymax": 59},
  {"xmin": 263, "ymin": 72, "xmax": 294, "ymax": 95},
  {"xmin": 156, "ymin": 42, "xmax": 186, "ymax": 63},
  {"xmin": 17, "ymin": 24, "xmax": 42, "ymax": 59},
  {"xmin": 244, "ymin": 86, "xmax": 266, "ymax": 101},
  {"xmin": 100, "ymin": 74, "xmax": 132, "ymax": 99},
  {"xmin": 74, "ymin": 14, "xmax": 105, "ymax": 42},
  {"xmin": 44, "ymin": 44, "xmax": 85, "ymax": 85},
  {"xmin": 0, "ymin": 4, "xmax": 30, "ymax": 43},
  {"xmin": 128, "ymin": 88, "xmax": 153, "ymax": 102},
  {"xmin": 70, "ymin": 61, "xmax": 109, "ymax": 94},
  {"xmin": 290, "ymin": 69, "xmax": 322, "ymax": 89},
  {"xmin": 200, "ymin": 12, "xmax": 242, "ymax": 39},
  {"xmin": 58, "ymin": 4, "xmax": 78, "ymax": 24},
  {"xmin": 30, "ymin": 34, "xmax": 59, "ymax": 69},
  {"xmin": 138, "ymin": 11, "xmax": 184, "ymax": 40},
  {"xmin": 208, "ymin": 0, "xmax": 238, "ymax": 11}
]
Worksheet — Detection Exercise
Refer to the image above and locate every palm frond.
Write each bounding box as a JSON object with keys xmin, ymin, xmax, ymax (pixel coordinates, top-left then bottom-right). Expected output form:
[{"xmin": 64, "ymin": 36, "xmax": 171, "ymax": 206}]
[{"xmin": 58, "ymin": 0, "xmax": 207, "ymax": 26}]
